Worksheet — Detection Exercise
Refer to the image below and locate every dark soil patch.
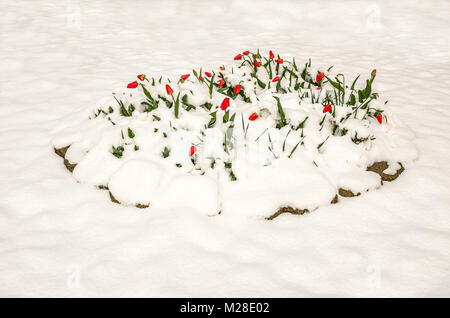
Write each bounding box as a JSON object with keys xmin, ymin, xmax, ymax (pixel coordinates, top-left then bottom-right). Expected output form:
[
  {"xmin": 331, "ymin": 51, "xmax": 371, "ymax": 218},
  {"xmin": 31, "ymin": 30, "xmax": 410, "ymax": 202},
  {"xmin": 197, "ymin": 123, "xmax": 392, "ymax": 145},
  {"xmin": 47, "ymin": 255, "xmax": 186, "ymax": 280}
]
[
  {"xmin": 338, "ymin": 188, "xmax": 360, "ymax": 197},
  {"xmin": 54, "ymin": 146, "xmax": 77, "ymax": 172},
  {"xmin": 54, "ymin": 145, "xmax": 69, "ymax": 158},
  {"xmin": 109, "ymin": 191, "xmax": 120, "ymax": 204},
  {"xmin": 109, "ymin": 191, "xmax": 148, "ymax": 208},
  {"xmin": 266, "ymin": 206, "xmax": 309, "ymax": 220},
  {"xmin": 330, "ymin": 194, "xmax": 339, "ymax": 204},
  {"xmin": 367, "ymin": 161, "xmax": 405, "ymax": 182}
]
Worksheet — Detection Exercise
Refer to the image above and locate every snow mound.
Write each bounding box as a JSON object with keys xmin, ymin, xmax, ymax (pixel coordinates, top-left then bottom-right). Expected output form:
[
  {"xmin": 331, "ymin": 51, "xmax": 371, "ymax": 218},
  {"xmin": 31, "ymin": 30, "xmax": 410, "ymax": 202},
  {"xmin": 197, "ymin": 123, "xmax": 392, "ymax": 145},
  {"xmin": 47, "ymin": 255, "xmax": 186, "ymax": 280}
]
[
  {"xmin": 53, "ymin": 50, "xmax": 418, "ymax": 218},
  {"xmin": 108, "ymin": 159, "xmax": 164, "ymax": 207}
]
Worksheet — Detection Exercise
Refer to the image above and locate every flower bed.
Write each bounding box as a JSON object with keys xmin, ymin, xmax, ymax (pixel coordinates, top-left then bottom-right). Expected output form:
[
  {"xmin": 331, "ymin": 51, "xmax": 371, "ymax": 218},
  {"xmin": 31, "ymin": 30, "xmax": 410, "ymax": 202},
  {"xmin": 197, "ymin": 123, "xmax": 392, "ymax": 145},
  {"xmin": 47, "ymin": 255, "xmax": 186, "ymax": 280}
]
[{"xmin": 53, "ymin": 50, "xmax": 417, "ymax": 219}]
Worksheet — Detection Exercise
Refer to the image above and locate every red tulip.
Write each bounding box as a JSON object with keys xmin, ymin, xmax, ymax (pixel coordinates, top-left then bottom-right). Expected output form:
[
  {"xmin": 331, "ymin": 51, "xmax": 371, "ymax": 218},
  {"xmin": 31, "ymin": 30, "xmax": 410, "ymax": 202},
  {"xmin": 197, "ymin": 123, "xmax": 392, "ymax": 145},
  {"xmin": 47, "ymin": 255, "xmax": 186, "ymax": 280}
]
[
  {"xmin": 220, "ymin": 66, "xmax": 225, "ymax": 71},
  {"xmin": 165, "ymin": 84, "xmax": 173, "ymax": 95},
  {"xmin": 275, "ymin": 59, "xmax": 283, "ymax": 64},
  {"xmin": 316, "ymin": 72, "xmax": 325, "ymax": 82},
  {"xmin": 220, "ymin": 97, "xmax": 230, "ymax": 111},
  {"xmin": 272, "ymin": 76, "xmax": 280, "ymax": 82},
  {"xmin": 269, "ymin": 50, "xmax": 275, "ymax": 59},
  {"xmin": 199, "ymin": 76, "xmax": 204, "ymax": 82},
  {"xmin": 252, "ymin": 62, "xmax": 261, "ymax": 67},
  {"xmin": 218, "ymin": 75, "xmax": 222, "ymax": 78},
  {"xmin": 253, "ymin": 54, "xmax": 259, "ymax": 58},
  {"xmin": 371, "ymin": 69, "xmax": 377, "ymax": 77},
  {"xmin": 234, "ymin": 54, "xmax": 242, "ymax": 60},
  {"xmin": 235, "ymin": 84, "xmax": 242, "ymax": 95},
  {"xmin": 218, "ymin": 80, "xmax": 225, "ymax": 88},
  {"xmin": 243, "ymin": 50, "xmax": 249, "ymax": 55},
  {"xmin": 376, "ymin": 114, "xmax": 382, "ymax": 124},
  {"xmin": 127, "ymin": 81, "xmax": 138, "ymax": 89},
  {"xmin": 249, "ymin": 112, "xmax": 258, "ymax": 121},
  {"xmin": 181, "ymin": 74, "xmax": 190, "ymax": 81},
  {"xmin": 323, "ymin": 104, "xmax": 332, "ymax": 113},
  {"xmin": 316, "ymin": 86, "xmax": 321, "ymax": 90},
  {"xmin": 205, "ymin": 72, "xmax": 212, "ymax": 78},
  {"xmin": 189, "ymin": 146, "xmax": 196, "ymax": 157},
  {"xmin": 137, "ymin": 74, "xmax": 146, "ymax": 81}
]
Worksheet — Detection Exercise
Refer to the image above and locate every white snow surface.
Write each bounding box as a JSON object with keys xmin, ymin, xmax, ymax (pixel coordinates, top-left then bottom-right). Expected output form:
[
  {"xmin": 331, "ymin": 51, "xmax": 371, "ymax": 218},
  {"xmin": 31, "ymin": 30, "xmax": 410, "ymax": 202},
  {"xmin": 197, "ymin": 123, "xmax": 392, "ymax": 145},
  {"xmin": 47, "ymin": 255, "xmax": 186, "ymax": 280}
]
[{"xmin": 0, "ymin": 0, "xmax": 449, "ymax": 297}]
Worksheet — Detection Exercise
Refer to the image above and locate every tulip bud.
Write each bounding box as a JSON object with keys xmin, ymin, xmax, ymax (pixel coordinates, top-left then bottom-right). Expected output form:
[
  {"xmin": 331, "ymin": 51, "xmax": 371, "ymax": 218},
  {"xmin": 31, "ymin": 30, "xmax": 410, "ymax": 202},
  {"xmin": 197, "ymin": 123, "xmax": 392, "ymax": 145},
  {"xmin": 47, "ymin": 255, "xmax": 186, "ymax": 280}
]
[
  {"xmin": 316, "ymin": 72, "xmax": 325, "ymax": 82},
  {"xmin": 189, "ymin": 146, "xmax": 196, "ymax": 157},
  {"xmin": 220, "ymin": 97, "xmax": 230, "ymax": 110},
  {"xmin": 323, "ymin": 104, "xmax": 332, "ymax": 113},
  {"xmin": 249, "ymin": 112, "xmax": 258, "ymax": 121},
  {"xmin": 165, "ymin": 84, "xmax": 173, "ymax": 95},
  {"xmin": 127, "ymin": 81, "xmax": 138, "ymax": 89},
  {"xmin": 235, "ymin": 84, "xmax": 242, "ymax": 95},
  {"xmin": 376, "ymin": 114, "xmax": 382, "ymax": 124}
]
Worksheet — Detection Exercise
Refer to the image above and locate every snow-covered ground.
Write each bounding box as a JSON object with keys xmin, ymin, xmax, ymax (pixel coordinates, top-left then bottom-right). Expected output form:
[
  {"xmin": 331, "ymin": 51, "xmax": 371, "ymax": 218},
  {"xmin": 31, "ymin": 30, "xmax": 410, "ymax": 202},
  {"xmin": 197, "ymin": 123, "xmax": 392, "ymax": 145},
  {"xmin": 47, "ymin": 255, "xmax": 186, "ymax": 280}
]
[{"xmin": 0, "ymin": 0, "xmax": 449, "ymax": 297}]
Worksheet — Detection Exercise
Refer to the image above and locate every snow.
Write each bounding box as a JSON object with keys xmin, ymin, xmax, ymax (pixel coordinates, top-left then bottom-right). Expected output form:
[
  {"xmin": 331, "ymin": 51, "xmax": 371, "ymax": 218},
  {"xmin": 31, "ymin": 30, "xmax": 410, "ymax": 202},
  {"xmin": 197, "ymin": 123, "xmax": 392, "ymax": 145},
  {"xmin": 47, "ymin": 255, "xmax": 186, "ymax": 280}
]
[
  {"xmin": 1, "ymin": 0, "xmax": 449, "ymax": 297},
  {"xmin": 108, "ymin": 160, "xmax": 164, "ymax": 206}
]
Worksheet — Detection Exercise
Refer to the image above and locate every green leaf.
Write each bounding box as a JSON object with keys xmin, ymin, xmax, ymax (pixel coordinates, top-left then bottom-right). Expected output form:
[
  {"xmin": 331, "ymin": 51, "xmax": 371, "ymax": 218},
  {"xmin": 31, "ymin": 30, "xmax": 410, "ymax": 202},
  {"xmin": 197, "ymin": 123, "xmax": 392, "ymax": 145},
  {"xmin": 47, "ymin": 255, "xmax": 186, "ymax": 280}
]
[
  {"xmin": 162, "ymin": 147, "xmax": 170, "ymax": 158},
  {"xmin": 174, "ymin": 92, "xmax": 180, "ymax": 118},
  {"xmin": 256, "ymin": 77, "xmax": 266, "ymax": 89},
  {"xmin": 350, "ymin": 74, "xmax": 360, "ymax": 90},
  {"xmin": 288, "ymin": 141, "xmax": 301, "ymax": 159},
  {"xmin": 273, "ymin": 96, "xmax": 287, "ymax": 128},
  {"xmin": 325, "ymin": 76, "xmax": 344, "ymax": 93},
  {"xmin": 208, "ymin": 111, "xmax": 217, "ymax": 128},
  {"xmin": 127, "ymin": 128, "xmax": 135, "ymax": 139},
  {"xmin": 141, "ymin": 84, "xmax": 153, "ymax": 101}
]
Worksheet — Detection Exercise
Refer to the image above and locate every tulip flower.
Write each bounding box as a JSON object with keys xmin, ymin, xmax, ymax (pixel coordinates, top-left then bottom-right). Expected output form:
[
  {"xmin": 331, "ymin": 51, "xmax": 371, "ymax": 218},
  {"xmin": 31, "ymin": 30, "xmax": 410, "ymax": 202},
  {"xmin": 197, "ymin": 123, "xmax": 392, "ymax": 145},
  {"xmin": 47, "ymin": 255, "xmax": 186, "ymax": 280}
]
[
  {"xmin": 316, "ymin": 72, "xmax": 325, "ymax": 82},
  {"xmin": 323, "ymin": 104, "xmax": 332, "ymax": 113},
  {"xmin": 316, "ymin": 87, "xmax": 321, "ymax": 90},
  {"xmin": 275, "ymin": 59, "xmax": 283, "ymax": 64},
  {"xmin": 272, "ymin": 76, "xmax": 280, "ymax": 82},
  {"xmin": 252, "ymin": 62, "xmax": 261, "ymax": 67},
  {"xmin": 249, "ymin": 112, "xmax": 258, "ymax": 121},
  {"xmin": 220, "ymin": 97, "xmax": 230, "ymax": 110},
  {"xmin": 165, "ymin": 84, "xmax": 173, "ymax": 95},
  {"xmin": 269, "ymin": 50, "xmax": 275, "ymax": 59},
  {"xmin": 199, "ymin": 76, "xmax": 204, "ymax": 82},
  {"xmin": 137, "ymin": 74, "xmax": 146, "ymax": 81},
  {"xmin": 376, "ymin": 114, "xmax": 383, "ymax": 124},
  {"xmin": 218, "ymin": 80, "xmax": 225, "ymax": 88},
  {"xmin": 189, "ymin": 146, "xmax": 196, "ymax": 157},
  {"xmin": 371, "ymin": 69, "xmax": 377, "ymax": 77},
  {"xmin": 234, "ymin": 54, "xmax": 242, "ymax": 60},
  {"xmin": 253, "ymin": 54, "xmax": 259, "ymax": 58},
  {"xmin": 181, "ymin": 74, "xmax": 190, "ymax": 81},
  {"xmin": 220, "ymin": 66, "xmax": 225, "ymax": 71},
  {"xmin": 243, "ymin": 51, "xmax": 249, "ymax": 55},
  {"xmin": 235, "ymin": 84, "xmax": 242, "ymax": 95},
  {"xmin": 205, "ymin": 72, "xmax": 212, "ymax": 78},
  {"xmin": 127, "ymin": 81, "xmax": 138, "ymax": 89}
]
